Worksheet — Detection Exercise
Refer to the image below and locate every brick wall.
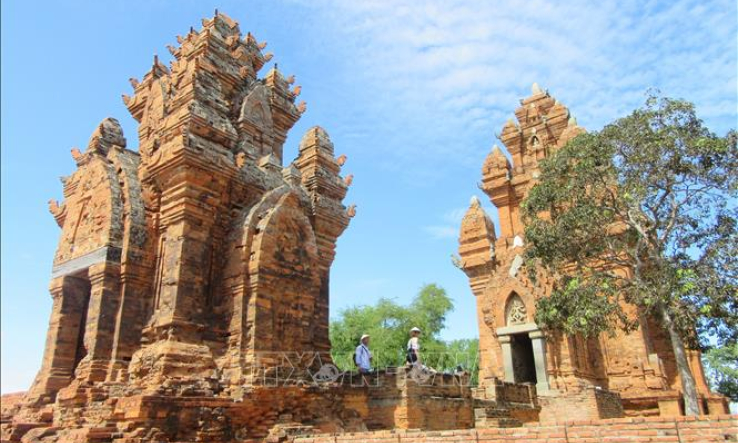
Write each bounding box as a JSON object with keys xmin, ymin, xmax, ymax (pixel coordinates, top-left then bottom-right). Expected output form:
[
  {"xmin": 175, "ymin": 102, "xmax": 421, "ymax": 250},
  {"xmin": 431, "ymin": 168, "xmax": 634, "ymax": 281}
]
[
  {"xmin": 538, "ymin": 387, "xmax": 624, "ymax": 423},
  {"xmin": 336, "ymin": 370, "xmax": 475, "ymax": 431},
  {"xmin": 294, "ymin": 415, "xmax": 738, "ymax": 443}
]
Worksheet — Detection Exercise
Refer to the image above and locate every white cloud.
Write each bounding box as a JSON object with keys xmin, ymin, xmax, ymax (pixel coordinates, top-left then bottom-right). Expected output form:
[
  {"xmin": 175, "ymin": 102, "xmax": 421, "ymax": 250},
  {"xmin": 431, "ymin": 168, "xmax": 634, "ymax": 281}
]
[
  {"xmin": 423, "ymin": 206, "xmax": 470, "ymax": 239},
  {"xmin": 442, "ymin": 207, "xmax": 469, "ymax": 224},
  {"xmin": 423, "ymin": 225, "xmax": 459, "ymax": 240},
  {"xmin": 298, "ymin": 0, "xmax": 737, "ymax": 181}
]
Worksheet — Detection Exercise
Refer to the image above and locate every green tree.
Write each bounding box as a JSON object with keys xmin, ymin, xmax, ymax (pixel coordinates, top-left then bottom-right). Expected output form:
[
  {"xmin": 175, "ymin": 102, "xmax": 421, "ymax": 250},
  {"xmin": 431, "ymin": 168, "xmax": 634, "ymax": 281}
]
[
  {"xmin": 521, "ymin": 92, "xmax": 737, "ymax": 416},
  {"xmin": 330, "ymin": 298, "xmax": 411, "ymax": 369},
  {"xmin": 330, "ymin": 283, "xmax": 478, "ymax": 381},
  {"xmin": 444, "ymin": 338, "xmax": 480, "ymax": 385},
  {"xmin": 703, "ymin": 343, "xmax": 738, "ymax": 402}
]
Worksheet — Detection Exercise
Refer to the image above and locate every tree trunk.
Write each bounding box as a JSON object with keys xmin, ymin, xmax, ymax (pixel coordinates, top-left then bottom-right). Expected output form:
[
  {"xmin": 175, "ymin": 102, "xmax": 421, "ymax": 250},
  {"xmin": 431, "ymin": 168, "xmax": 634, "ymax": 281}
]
[{"xmin": 660, "ymin": 304, "xmax": 701, "ymax": 416}]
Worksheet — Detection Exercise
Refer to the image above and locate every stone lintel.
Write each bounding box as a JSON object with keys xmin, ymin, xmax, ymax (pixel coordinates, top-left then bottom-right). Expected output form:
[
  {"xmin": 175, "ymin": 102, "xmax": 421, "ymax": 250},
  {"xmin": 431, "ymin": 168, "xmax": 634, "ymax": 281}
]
[
  {"xmin": 51, "ymin": 246, "xmax": 122, "ymax": 279},
  {"xmin": 496, "ymin": 322, "xmax": 538, "ymax": 336}
]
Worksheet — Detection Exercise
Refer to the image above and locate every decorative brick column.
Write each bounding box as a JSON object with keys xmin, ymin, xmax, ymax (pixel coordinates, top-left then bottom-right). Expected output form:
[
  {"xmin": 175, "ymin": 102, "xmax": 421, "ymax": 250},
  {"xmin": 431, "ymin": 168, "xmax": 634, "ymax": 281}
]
[{"xmin": 128, "ymin": 187, "xmax": 220, "ymax": 385}]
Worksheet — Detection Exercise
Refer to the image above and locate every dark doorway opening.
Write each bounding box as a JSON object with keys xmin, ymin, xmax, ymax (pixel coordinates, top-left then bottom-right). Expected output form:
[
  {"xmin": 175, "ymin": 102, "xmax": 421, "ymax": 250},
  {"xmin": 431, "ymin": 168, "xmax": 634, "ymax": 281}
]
[{"xmin": 510, "ymin": 333, "xmax": 537, "ymax": 384}]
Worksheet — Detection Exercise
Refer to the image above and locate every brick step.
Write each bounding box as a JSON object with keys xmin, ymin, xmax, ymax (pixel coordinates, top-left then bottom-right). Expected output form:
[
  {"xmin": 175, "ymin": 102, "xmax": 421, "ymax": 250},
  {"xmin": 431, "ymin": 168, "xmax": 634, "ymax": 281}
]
[
  {"xmin": 474, "ymin": 407, "xmax": 511, "ymax": 419},
  {"xmin": 475, "ymin": 416, "xmax": 523, "ymax": 428},
  {"xmin": 473, "ymin": 399, "xmax": 499, "ymax": 408}
]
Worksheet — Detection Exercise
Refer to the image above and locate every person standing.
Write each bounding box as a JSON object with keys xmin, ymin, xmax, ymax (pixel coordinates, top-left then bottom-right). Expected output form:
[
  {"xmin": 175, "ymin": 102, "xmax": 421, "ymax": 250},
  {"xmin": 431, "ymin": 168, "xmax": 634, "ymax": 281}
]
[
  {"xmin": 355, "ymin": 334, "xmax": 373, "ymax": 373},
  {"xmin": 406, "ymin": 327, "xmax": 421, "ymax": 365}
]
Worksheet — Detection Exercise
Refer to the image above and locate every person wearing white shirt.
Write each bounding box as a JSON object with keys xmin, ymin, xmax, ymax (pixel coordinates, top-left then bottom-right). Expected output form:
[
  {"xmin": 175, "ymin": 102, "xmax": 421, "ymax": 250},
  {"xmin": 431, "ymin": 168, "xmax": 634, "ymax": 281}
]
[
  {"xmin": 355, "ymin": 334, "xmax": 373, "ymax": 373},
  {"xmin": 406, "ymin": 327, "xmax": 421, "ymax": 365}
]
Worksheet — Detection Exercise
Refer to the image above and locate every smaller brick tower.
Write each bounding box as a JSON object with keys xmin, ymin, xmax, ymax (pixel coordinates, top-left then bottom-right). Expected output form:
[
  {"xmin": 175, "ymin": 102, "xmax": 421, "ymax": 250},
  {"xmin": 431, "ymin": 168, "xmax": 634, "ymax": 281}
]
[{"xmin": 458, "ymin": 84, "xmax": 728, "ymax": 420}]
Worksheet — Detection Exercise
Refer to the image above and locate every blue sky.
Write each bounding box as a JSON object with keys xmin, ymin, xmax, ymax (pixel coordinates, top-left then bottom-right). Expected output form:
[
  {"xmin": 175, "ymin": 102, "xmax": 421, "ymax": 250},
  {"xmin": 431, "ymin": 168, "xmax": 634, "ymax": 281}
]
[{"xmin": 1, "ymin": 0, "xmax": 736, "ymax": 393}]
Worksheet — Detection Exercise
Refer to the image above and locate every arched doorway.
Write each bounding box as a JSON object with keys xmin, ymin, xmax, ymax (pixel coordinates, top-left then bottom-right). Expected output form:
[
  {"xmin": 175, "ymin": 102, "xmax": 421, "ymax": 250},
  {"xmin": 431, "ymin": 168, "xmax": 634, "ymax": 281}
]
[
  {"xmin": 497, "ymin": 292, "xmax": 549, "ymax": 391},
  {"xmin": 505, "ymin": 294, "xmax": 536, "ymax": 383}
]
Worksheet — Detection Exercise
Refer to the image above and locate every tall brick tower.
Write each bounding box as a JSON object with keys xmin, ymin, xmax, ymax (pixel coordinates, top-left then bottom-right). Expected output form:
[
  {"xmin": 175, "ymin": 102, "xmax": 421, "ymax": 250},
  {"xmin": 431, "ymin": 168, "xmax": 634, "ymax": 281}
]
[
  {"xmin": 458, "ymin": 84, "xmax": 727, "ymax": 419},
  {"xmin": 4, "ymin": 14, "xmax": 486, "ymax": 442},
  {"xmin": 25, "ymin": 11, "xmax": 354, "ymax": 409}
]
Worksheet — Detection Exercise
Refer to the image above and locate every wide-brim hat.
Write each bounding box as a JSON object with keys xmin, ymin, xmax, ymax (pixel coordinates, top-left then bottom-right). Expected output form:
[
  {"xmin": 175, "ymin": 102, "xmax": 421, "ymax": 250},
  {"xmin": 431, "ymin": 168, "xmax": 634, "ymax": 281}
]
[
  {"xmin": 410, "ymin": 327, "xmax": 421, "ymax": 333},
  {"xmin": 360, "ymin": 334, "xmax": 370, "ymax": 340}
]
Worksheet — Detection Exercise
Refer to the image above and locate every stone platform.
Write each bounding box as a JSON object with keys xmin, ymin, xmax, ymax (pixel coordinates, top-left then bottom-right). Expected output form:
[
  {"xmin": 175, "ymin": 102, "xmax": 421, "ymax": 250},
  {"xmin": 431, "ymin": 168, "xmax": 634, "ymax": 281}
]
[{"xmin": 1, "ymin": 368, "xmax": 546, "ymax": 442}]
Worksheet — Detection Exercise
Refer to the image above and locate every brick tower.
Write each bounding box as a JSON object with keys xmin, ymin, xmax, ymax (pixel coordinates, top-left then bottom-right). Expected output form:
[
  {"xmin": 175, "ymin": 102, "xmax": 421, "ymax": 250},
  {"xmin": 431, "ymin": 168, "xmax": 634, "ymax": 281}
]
[
  {"xmin": 458, "ymin": 84, "xmax": 728, "ymax": 420},
  {"xmin": 17, "ymin": 12, "xmax": 355, "ymax": 435}
]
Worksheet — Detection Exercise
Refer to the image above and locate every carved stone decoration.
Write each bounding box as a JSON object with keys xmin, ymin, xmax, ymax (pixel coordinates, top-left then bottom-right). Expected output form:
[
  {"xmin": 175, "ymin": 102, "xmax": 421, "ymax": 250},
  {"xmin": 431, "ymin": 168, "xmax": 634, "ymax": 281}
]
[{"xmin": 505, "ymin": 294, "xmax": 527, "ymax": 326}]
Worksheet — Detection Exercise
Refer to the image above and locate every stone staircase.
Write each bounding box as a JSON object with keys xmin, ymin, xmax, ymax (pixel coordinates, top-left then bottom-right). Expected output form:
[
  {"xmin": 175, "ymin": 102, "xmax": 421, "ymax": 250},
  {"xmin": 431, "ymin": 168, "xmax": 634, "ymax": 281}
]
[{"xmin": 471, "ymin": 384, "xmax": 540, "ymax": 429}]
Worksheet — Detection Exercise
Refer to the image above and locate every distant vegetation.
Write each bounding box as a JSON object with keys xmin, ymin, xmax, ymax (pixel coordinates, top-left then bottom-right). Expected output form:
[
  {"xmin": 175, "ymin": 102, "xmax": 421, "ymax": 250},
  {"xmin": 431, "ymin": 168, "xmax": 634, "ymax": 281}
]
[
  {"xmin": 703, "ymin": 343, "xmax": 738, "ymax": 402},
  {"xmin": 330, "ymin": 283, "xmax": 479, "ymax": 384}
]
